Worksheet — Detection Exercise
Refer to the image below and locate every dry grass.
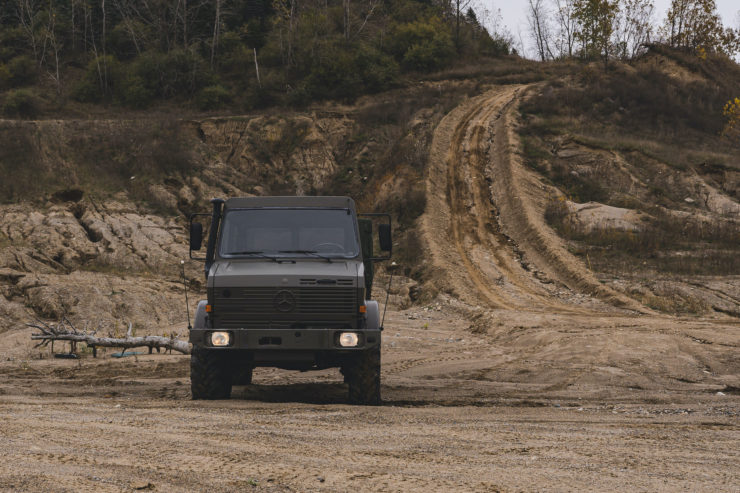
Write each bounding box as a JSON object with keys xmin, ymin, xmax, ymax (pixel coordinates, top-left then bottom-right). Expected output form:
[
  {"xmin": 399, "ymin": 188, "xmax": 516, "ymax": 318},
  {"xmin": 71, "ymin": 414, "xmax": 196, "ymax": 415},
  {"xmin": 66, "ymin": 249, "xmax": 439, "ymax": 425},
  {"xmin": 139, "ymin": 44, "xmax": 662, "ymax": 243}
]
[{"xmin": 547, "ymin": 199, "xmax": 740, "ymax": 275}]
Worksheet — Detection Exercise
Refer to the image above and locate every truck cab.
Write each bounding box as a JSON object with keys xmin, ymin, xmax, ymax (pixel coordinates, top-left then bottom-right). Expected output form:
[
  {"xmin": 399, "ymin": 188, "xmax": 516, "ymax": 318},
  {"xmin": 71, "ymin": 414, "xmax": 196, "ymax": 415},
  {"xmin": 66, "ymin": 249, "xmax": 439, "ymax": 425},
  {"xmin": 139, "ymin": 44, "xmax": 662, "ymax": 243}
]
[{"xmin": 188, "ymin": 196, "xmax": 391, "ymax": 405}]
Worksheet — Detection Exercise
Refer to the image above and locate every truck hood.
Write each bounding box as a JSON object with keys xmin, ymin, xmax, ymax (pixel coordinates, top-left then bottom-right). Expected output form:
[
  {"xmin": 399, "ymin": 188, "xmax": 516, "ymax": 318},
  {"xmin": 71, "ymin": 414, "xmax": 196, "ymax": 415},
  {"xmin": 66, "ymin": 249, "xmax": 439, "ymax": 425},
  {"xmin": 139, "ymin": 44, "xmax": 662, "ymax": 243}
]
[{"xmin": 209, "ymin": 260, "xmax": 361, "ymax": 288}]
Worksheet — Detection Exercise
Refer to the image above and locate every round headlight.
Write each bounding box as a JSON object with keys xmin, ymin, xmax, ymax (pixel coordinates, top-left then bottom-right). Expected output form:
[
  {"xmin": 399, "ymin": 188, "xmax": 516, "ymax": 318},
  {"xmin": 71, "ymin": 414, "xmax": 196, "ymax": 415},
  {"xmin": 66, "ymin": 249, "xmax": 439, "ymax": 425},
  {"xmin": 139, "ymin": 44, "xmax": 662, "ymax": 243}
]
[
  {"xmin": 211, "ymin": 331, "xmax": 231, "ymax": 347},
  {"xmin": 338, "ymin": 332, "xmax": 359, "ymax": 347}
]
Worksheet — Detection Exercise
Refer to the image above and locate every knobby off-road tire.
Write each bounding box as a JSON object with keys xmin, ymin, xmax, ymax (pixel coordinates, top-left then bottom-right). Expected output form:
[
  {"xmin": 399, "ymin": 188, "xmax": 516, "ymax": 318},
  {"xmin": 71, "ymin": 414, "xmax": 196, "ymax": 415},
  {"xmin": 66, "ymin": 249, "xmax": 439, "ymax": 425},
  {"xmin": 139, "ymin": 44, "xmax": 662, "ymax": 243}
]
[
  {"xmin": 347, "ymin": 347, "xmax": 381, "ymax": 405},
  {"xmin": 190, "ymin": 347, "xmax": 232, "ymax": 400},
  {"xmin": 232, "ymin": 367, "xmax": 253, "ymax": 386}
]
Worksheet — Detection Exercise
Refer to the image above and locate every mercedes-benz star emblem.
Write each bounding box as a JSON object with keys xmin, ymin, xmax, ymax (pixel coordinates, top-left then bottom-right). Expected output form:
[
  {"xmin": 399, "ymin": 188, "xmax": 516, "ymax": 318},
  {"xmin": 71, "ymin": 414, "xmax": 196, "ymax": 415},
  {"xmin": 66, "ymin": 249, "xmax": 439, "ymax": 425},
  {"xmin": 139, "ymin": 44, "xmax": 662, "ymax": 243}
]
[{"xmin": 274, "ymin": 290, "xmax": 296, "ymax": 312}]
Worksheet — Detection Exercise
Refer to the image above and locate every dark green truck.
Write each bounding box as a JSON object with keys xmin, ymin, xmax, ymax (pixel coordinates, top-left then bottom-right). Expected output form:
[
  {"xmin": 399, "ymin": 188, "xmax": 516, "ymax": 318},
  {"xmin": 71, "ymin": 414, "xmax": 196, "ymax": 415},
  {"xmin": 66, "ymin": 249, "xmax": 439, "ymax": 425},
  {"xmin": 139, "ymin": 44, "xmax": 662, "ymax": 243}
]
[{"xmin": 188, "ymin": 196, "xmax": 391, "ymax": 405}]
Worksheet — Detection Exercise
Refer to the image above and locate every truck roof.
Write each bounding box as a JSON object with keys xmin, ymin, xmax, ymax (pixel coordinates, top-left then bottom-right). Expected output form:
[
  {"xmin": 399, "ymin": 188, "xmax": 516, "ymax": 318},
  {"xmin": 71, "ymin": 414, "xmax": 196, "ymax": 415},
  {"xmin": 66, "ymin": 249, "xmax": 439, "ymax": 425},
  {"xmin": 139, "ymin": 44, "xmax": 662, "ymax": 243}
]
[{"xmin": 224, "ymin": 196, "xmax": 356, "ymax": 210}]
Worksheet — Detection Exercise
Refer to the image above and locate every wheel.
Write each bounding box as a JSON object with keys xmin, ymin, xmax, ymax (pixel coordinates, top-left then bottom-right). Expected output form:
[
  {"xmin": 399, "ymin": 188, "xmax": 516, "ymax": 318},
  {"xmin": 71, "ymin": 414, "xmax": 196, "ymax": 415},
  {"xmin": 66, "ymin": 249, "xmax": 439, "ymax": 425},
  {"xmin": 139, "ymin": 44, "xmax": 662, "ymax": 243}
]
[
  {"xmin": 347, "ymin": 347, "xmax": 381, "ymax": 405},
  {"xmin": 190, "ymin": 347, "xmax": 232, "ymax": 400},
  {"xmin": 232, "ymin": 367, "xmax": 253, "ymax": 386}
]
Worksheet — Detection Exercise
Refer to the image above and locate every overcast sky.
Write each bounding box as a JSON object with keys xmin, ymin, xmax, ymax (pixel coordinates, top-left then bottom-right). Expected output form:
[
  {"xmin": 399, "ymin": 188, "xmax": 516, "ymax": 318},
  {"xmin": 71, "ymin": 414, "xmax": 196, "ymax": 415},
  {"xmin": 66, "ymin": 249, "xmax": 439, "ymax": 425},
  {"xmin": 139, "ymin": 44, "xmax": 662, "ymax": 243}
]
[{"xmin": 474, "ymin": 0, "xmax": 740, "ymax": 57}]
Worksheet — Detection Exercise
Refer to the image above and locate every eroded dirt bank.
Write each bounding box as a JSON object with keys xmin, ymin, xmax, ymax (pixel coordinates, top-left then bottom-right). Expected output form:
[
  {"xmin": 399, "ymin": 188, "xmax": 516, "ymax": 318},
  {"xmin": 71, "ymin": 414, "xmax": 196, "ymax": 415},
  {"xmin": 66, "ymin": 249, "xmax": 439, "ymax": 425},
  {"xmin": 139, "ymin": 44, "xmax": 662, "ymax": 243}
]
[{"xmin": 0, "ymin": 84, "xmax": 738, "ymax": 492}]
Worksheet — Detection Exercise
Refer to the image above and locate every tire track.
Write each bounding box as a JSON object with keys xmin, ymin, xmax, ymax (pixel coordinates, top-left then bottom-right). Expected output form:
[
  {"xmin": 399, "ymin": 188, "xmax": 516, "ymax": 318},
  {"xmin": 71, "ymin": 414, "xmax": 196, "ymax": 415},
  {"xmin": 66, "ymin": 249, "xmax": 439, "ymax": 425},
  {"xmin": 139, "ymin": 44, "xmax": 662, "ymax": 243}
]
[{"xmin": 421, "ymin": 85, "xmax": 646, "ymax": 313}]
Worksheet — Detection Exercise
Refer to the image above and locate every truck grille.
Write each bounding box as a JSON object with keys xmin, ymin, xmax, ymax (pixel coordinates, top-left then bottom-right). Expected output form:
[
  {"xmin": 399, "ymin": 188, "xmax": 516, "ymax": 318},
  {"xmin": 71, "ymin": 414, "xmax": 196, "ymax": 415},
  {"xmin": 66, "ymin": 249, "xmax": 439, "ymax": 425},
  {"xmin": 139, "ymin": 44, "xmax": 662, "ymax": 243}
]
[{"xmin": 212, "ymin": 287, "xmax": 358, "ymax": 328}]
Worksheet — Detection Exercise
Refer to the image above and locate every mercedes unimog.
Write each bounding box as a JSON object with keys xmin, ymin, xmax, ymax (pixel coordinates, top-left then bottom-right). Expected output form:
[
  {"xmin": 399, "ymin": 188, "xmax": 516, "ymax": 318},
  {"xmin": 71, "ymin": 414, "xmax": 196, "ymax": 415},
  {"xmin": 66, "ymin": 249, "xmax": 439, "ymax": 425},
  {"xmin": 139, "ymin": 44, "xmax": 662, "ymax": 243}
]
[{"xmin": 187, "ymin": 196, "xmax": 391, "ymax": 405}]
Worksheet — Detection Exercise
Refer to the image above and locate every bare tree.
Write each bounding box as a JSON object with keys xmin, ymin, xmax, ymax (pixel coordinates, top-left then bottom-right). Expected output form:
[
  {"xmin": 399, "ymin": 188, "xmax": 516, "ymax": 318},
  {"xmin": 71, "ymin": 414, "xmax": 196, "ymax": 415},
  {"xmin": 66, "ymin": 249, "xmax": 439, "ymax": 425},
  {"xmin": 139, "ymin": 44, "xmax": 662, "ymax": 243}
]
[
  {"xmin": 30, "ymin": 318, "xmax": 191, "ymax": 355},
  {"xmin": 16, "ymin": 0, "xmax": 40, "ymax": 62},
  {"xmin": 454, "ymin": 0, "xmax": 473, "ymax": 52},
  {"xmin": 615, "ymin": 0, "xmax": 654, "ymax": 59},
  {"xmin": 112, "ymin": 0, "xmax": 142, "ymax": 55},
  {"xmin": 39, "ymin": 2, "xmax": 63, "ymax": 93},
  {"xmin": 210, "ymin": 0, "xmax": 221, "ymax": 68},
  {"xmin": 527, "ymin": 0, "xmax": 554, "ymax": 61},
  {"xmin": 555, "ymin": 0, "xmax": 578, "ymax": 57},
  {"xmin": 343, "ymin": 0, "xmax": 350, "ymax": 40}
]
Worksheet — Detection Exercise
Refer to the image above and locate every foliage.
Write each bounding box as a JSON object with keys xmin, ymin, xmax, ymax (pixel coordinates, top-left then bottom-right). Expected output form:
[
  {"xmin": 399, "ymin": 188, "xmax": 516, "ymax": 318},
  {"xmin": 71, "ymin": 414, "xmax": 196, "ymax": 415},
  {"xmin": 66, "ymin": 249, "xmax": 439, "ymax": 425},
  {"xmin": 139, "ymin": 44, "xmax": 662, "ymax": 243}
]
[
  {"xmin": 389, "ymin": 17, "xmax": 456, "ymax": 72},
  {"xmin": 573, "ymin": 0, "xmax": 620, "ymax": 65},
  {"xmin": 663, "ymin": 0, "xmax": 740, "ymax": 55},
  {"xmin": 2, "ymin": 89, "xmax": 39, "ymax": 117},
  {"xmin": 723, "ymin": 97, "xmax": 740, "ymax": 138},
  {"xmin": 0, "ymin": 0, "xmax": 507, "ymax": 112},
  {"xmin": 196, "ymin": 85, "xmax": 232, "ymax": 111}
]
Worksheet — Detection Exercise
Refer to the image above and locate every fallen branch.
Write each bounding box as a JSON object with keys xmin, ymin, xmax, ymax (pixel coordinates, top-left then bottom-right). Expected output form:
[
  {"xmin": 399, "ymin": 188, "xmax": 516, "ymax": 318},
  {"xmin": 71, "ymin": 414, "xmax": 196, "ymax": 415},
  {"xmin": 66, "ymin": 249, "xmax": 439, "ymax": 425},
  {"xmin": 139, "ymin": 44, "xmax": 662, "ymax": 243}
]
[{"xmin": 29, "ymin": 318, "xmax": 191, "ymax": 355}]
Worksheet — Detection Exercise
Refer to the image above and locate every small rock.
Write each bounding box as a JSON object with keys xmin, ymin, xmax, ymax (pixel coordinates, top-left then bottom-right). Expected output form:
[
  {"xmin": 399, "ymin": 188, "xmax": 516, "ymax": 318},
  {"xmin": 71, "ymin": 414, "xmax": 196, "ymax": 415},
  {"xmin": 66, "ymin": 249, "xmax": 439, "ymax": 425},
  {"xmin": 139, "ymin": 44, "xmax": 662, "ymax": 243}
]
[
  {"xmin": 684, "ymin": 197, "xmax": 695, "ymax": 203},
  {"xmin": 131, "ymin": 481, "xmax": 154, "ymax": 490},
  {"xmin": 716, "ymin": 391, "xmax": 725, "ymax": 396},
  {"xmin": 317, "ymin": 477, "xmax": 325, "ymax": 483}
]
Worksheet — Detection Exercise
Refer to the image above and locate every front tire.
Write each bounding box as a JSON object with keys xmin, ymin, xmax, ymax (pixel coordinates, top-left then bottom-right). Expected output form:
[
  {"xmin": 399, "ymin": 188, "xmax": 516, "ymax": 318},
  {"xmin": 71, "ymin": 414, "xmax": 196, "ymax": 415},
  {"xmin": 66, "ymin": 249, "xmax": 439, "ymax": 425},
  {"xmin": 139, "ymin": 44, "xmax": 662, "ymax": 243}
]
[
  {"xmin": 347, "ymin": 347, "xmax": 381, "ymax": 405},
  {"xmin": 190, "ymin": 347, "xmax": 232, "ymax": 400}
]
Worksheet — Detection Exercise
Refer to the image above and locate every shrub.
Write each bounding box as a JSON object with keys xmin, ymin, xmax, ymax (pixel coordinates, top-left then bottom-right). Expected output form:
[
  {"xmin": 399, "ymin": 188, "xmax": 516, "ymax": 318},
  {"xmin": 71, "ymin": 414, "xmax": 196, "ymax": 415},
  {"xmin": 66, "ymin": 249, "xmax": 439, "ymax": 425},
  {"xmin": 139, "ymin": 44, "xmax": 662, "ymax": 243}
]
[
  {"xmin": 0, "ymin": 64, "xmax": 10, "ymax": 89},
  {"xmin": 195, "ymin": 85, "xmax": 232, "ymax": 110},
  {"xmin": 304, "ymin": 45, "xmax": 362, "ymax": 100},
  {"xmin": 388, "ymin": 17, "xmax": 455, "ymax": 72},
  {"xmin": 7, "ymin": 55, "xmax": 37, "ymax": 86},
  {"xmin": 126, "ymin": 49, "xmax": 214, "ymax": 100},
  {"xmin": 2, "ymin": 89, "xmax": 40, "ymax": 117},
  {"xmin": 353, "ymin": 47, "xmax": 399, "ymax": 93},
  {"xmin": 72, "ymin": 55, "xmax": 121, "ymax": 103},
  {"xmin": 119, "ymin": 75, "xmax": 154, "ymax": 108}
]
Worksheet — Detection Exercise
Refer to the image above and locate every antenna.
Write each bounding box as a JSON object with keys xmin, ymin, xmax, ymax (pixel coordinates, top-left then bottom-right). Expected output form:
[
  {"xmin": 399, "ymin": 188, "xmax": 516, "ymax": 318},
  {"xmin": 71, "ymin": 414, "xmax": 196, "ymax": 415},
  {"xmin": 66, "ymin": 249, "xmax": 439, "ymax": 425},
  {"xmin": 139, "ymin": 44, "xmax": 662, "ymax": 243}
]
[{"xmin": 181, "ymin": 260, "xmax": 192, "ymax": 330}]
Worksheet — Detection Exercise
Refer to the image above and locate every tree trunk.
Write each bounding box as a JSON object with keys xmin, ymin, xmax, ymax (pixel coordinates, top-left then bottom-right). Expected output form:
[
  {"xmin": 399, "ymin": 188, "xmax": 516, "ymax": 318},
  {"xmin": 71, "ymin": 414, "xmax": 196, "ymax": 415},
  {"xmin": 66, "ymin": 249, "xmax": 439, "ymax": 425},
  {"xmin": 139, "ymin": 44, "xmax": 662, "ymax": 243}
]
[
  {"xmin": 211, "ymin": 0, "xmax": 222, "ymax": 69},
  {"xmin": 254, "ymin": 47, "xmax": 262, "ymax": 88},
  {"xmin": 29, "ymin": 320, "xmax": 191, "ymax": 355}
]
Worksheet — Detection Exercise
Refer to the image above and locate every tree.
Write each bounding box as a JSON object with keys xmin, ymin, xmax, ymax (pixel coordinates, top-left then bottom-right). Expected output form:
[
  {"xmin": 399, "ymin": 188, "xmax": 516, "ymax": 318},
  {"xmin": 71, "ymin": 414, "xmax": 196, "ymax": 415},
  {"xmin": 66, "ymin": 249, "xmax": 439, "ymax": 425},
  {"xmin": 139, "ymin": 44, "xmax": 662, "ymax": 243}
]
[
  {"xmin": 664, "ymin": 0, "xmax": 739, "ymax": 55},
  {"xmin": 555, "ymin": 0, "xmax": 578, "ymax": 58},
  {"xmin": 615, "ymin": 0, "xmax": 654, "ymax": 59},
  {"xmin": 453, "ymin": 0, "xmax": 473, "ymax": 52},
  {"xmin": 527, "ymin": 0, "xmax": 554, "ymax": 61},
  {"xmin": 723, "ymin": 97, "xmax": 740, "ymax": 138},
  {"xmin": 573, "ymin": 0, "xmax": 619, "ymax": 67}
]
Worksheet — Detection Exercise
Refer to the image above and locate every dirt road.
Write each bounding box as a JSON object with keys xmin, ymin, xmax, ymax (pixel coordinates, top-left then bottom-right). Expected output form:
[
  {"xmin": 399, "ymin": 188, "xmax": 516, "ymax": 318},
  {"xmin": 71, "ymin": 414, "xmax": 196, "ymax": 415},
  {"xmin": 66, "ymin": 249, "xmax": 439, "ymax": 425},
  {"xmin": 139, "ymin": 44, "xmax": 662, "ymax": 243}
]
[
  {"xmin": 1, "ymin": 86, "xmax": 738, "ymax": 492},
  {"xmin": 1, "ymin": 305, "xmax": 738, "ymax": 492}
]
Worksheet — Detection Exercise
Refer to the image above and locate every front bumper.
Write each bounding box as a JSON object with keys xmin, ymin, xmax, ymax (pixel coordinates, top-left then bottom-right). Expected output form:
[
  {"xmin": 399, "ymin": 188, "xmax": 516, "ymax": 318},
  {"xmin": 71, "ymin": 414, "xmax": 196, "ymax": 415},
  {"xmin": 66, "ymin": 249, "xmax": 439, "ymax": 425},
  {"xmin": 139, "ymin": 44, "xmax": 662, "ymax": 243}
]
[{"xmin": 189, "ymin": 327, "xmax": 381, "ymax": 351}]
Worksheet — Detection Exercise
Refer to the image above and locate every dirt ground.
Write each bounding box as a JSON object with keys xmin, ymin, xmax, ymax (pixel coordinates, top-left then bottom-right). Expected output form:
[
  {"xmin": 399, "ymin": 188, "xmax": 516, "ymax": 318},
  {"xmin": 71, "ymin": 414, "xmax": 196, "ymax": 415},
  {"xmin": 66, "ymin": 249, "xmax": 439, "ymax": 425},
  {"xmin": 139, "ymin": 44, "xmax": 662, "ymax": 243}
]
[
  {"xmin": 1, "ymin": 304, "xmax": 738, "ymax": 493},
  {"xmin": 1, "ymin": 86, "xmax": 738, "ymax": 492}
]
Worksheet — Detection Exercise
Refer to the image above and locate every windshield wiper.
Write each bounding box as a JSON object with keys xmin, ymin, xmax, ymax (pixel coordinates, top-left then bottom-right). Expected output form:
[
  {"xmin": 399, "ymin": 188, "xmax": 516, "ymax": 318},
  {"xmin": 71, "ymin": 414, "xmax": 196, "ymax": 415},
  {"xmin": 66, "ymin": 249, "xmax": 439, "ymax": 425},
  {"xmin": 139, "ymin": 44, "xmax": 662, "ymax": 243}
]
[
  {"xmin": 224, "ymin": 250, "xmax": 278, "ymax": 261},
  {"xmin": 278, "ymin": 250, "xmax": 333, "ymax": 263}
]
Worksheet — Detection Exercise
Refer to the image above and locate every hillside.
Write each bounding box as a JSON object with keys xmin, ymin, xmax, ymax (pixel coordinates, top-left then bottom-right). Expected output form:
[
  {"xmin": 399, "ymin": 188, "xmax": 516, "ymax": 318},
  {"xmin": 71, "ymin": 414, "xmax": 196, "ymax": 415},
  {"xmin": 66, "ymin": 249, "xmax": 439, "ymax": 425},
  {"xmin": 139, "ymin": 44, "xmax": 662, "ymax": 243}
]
[
  {"xmin": 0, "ymin": 47, "xmax": 739, "ymax": 334},
  {"xmin": 0, "ymin": 43, "xmax": 739, "ymax": 492}
]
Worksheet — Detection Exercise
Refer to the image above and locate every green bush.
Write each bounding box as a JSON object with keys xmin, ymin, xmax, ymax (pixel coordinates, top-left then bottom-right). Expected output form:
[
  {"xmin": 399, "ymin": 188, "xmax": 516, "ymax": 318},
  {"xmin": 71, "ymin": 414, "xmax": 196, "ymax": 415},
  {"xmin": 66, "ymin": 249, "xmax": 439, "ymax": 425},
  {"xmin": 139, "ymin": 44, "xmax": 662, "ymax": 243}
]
[
  {"xmin": 120, "ymin": 75, "xmax": 154, "ymax": 108},
  {"xmin": 0, "ymin": 64, "xmax": 10, "ymax": 89},
  {"xmin": 304, "ymin": 46, "xmax": 362, "ymax": 100},
  {"xmin": 195, "ymin": 85, "xmax": 232, "ymax": 110},
  {"xmin": 126, "ymin": 49, "xmax": 214, "ymax": 100},
  {"xmin": 7, "ymin": 55, "xmax": 37, "ymax": 86},
  {"xmin": 354, "ymin": 47, "xmax": 399, "ymax": 93},
  {"xmin": 2, "ymin": 89, "xmax": 39, "ymax": 117},
  {"xmin": 388, "ymin": 17, "xmax": 454, "ymax": 72},
  {"xmin": 72, "ymin": 55, "xmax": 121, "ymax": 103}
]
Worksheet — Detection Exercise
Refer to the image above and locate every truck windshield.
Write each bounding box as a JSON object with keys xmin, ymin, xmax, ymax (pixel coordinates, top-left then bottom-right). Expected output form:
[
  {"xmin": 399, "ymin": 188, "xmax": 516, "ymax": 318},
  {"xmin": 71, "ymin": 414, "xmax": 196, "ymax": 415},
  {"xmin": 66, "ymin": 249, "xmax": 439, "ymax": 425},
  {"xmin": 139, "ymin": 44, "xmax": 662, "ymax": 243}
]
[{"xmin": 219, "ymin": 208, "xmax": 360, "ymax": 258}]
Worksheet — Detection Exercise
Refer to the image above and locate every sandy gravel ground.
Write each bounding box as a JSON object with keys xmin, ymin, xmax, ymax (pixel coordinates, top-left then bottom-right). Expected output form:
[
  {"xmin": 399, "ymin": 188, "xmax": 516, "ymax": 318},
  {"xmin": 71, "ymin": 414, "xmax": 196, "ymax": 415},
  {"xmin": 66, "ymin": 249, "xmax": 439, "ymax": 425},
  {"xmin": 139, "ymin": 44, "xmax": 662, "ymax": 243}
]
[
  {"xmin": 1, "ymin": 306, "xmax": 738, "ymax": 492},
  {"xmin": 1, "ymin": 85, "xmax": 738, "ymax": 493}
]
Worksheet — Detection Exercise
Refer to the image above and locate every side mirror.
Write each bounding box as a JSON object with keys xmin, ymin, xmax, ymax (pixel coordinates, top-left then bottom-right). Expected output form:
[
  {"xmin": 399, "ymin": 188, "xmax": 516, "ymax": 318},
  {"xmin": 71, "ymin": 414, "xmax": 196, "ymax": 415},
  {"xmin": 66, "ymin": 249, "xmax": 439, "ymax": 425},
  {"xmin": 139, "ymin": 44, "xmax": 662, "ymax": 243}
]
[
  {"xmin": 190, "ymin": 222, "xmax": 203, "ymax": 251},
  {"xmin": 378, "ymin": 224, "xmax": 392, "ymax": 252}
]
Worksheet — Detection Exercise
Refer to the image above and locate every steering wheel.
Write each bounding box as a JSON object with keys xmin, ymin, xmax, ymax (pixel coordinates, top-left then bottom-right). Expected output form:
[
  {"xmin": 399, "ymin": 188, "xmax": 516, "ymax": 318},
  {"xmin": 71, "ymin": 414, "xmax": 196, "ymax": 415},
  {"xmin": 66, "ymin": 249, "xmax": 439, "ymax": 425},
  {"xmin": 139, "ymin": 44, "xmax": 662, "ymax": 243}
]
[{"xmin": 312, "ymin": 242, "xmax": 344, "ymax": 253}]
